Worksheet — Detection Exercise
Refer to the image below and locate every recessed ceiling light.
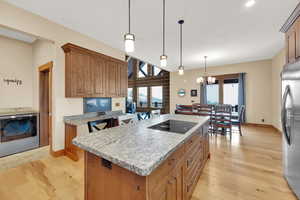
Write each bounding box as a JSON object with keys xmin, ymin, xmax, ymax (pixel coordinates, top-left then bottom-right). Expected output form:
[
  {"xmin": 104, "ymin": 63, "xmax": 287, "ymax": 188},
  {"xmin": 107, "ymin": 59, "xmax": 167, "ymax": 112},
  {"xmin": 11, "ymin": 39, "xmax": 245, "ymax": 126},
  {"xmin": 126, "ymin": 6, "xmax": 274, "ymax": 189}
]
[{"xmin": 245, "ymin": 0, "xmax": 256, "ymax": 8}]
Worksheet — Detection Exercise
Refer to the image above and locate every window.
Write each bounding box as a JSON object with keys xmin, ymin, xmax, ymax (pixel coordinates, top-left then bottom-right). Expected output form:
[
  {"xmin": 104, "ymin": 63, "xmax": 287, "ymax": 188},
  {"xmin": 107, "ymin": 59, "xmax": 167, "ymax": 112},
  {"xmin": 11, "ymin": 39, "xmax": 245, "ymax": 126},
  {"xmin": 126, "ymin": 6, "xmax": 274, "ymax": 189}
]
[
  {"xmin": 138, "ymin": 62, "xmax": 148, "ymax": 78},
  {"xmin": 137, "ymin": 87, "xmax": 148, "ymax": 107},
  {"xmin": 127, "ymin": 88, "xmax": 133, "ymax": 103},
  {"xmin": 223, "ymin": 79, "xmax": 239, "ymax": 106},
  {"xmin": 206, "ymin": 83, "xmax": 219, "ymax": 105},
  {"xmin": 128, "ymin": 58, "xmax": 134, "ymax": 79},
  {"xmin": 151, "ymin": 86, "xmax": 163, "ymax": 108}
]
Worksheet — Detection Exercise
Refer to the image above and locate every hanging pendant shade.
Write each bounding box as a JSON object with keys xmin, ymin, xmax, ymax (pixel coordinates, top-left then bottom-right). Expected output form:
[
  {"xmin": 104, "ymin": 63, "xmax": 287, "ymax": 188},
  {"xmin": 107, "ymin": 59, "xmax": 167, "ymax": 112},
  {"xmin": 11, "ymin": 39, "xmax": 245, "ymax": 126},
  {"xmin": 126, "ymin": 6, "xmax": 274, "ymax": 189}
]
[
  {"xmin": 178, "ymin": 20, "xmax": 184, "ymax": 75},
  {"xmin": 160, "ymin": 0, "xmax": 167, "ymax": 67},
  {"xmin": 124, "ymin": 0, "xmax": 135, "ymax": 53}
]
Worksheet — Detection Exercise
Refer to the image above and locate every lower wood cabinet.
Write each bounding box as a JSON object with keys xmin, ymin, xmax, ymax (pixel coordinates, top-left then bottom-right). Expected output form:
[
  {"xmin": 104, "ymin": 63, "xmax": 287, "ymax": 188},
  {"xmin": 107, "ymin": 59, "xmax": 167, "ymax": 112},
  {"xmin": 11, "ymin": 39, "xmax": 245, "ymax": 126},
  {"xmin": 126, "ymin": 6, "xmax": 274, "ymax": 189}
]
[{"xmin": 84, "ymin": 121, "xmax": 210, "ymax": 200}]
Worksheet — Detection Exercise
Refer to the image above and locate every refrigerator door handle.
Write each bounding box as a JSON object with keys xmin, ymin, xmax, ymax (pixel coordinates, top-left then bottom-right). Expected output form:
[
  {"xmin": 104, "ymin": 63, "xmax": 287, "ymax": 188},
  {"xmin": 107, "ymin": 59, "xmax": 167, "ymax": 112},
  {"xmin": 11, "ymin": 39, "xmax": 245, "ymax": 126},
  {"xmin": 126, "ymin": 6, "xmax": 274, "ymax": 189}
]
[{"xmin": 282, "ymin": 85, "xmax": 291, "ymax": 146}]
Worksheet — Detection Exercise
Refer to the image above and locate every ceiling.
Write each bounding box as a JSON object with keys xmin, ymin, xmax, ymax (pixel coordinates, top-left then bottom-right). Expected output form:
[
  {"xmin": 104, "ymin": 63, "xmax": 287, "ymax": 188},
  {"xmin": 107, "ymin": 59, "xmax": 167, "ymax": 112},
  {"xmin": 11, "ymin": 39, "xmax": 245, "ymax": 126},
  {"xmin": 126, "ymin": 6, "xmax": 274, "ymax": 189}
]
[
  {"xmin": 5, "ymin": 0, "xmax": 299, "ymax": 71},
  {"xmin": 0, "ymin": 26, "xmax": 37, "ymax": 43}
]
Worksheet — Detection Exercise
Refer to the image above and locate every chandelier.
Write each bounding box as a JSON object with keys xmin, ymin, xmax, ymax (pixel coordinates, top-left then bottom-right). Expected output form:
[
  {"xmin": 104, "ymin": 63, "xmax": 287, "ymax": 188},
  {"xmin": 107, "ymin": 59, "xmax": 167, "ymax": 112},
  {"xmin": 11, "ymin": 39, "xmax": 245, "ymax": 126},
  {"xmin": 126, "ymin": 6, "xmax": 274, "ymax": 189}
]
[{"xmin": 196, "ymin": 56, "xmax": 216, "ymax": 84}]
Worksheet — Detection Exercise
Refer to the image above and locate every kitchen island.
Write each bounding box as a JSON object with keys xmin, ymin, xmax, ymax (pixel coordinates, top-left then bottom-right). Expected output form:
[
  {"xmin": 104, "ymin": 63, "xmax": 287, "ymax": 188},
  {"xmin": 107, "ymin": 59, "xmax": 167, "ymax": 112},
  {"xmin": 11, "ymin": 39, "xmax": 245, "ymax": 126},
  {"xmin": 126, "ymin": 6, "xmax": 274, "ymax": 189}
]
[{"xmin": 73, "ymin": 114, "xmax": 210, "ymax": 200}]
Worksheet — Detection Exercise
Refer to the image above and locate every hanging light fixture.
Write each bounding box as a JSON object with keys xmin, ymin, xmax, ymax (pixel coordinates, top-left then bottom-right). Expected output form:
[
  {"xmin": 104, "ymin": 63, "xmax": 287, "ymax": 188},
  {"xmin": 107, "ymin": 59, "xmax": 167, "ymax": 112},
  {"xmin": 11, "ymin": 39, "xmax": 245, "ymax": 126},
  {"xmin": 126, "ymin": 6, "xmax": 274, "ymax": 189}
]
[
  {"xmin": 160, "ymin": 0, "xmax": 167, "ymax": 67},
  {"xmin": 124, "ymin": 0, "xmax": 135, "ymax": 53},
  {"xmin": 178, "ymin": 20, "xmax": 184, "ymax": 75},
  {"xmin": 196, "ymin": 56, "xmax": 216, "ymax": 84}
]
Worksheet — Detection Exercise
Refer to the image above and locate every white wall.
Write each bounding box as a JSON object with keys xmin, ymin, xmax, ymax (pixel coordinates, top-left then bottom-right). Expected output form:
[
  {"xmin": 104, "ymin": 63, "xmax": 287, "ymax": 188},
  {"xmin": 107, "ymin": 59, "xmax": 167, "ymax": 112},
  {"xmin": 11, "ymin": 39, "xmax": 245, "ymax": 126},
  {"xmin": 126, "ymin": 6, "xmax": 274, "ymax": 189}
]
[
  {"xmin": 170, "ymin": 59, "xmax": 273, "ymax": 125},
  {"xmin": 271, "ymin": 49, "xmax": 286, "ymax": 131},
  {"xmin": 0, "ymin": 36, "xmax": 33, "ymax": 109},
  {"xmin": 32, "ymin": 39, "xmax": 55, "ymax": 110},
  {"xmin": 0, "ymin": 1, "xmax": 125, "ymax": 151}
]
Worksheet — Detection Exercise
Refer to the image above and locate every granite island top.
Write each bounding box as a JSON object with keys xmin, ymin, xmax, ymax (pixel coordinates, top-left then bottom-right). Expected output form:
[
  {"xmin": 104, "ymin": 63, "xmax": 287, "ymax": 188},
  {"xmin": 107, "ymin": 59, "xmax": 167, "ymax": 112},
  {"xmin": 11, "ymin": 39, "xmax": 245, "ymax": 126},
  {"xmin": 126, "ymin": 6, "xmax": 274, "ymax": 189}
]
[{"xmin": 73, "ymin": 114, "xmax": 209, "ymax": 176}]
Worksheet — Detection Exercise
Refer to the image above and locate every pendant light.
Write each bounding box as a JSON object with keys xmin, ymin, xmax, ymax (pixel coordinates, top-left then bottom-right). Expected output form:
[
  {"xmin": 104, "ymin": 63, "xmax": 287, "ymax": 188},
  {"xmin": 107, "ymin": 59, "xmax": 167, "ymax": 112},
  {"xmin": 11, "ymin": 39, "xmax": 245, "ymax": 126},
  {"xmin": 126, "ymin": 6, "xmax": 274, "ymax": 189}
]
[
  {"xmin": 178, "ymin": 20, "xmax": 184, "ymax": 75},
  {"xmin": 124, "ymin": 0, "xmax": 135, "ymax": 53},
  {"xmin": 160, "ymin": 0, "xmax": 167, "ymax": 67},
  {"xmin": 196, "ymin": 56, "xmax": 216, "ymax": 84}
]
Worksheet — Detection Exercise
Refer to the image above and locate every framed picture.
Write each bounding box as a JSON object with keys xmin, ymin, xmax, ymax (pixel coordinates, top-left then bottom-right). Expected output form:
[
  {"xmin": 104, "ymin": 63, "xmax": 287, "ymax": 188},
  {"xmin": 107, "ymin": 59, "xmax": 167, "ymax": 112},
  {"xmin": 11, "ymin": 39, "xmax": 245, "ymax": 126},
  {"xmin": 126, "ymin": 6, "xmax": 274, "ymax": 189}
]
[{"xmin": 191, "ymin": 89, "xmax": 197, "ymax": 97}]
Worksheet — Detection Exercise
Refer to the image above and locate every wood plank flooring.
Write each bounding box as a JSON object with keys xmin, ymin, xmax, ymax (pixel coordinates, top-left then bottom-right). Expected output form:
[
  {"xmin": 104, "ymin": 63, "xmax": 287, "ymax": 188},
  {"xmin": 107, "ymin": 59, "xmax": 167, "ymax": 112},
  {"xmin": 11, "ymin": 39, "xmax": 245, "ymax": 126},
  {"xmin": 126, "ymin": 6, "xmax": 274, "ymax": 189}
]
[{"xmin": 0, "ymin": 126, "xmax": 297, "ymax": 200}]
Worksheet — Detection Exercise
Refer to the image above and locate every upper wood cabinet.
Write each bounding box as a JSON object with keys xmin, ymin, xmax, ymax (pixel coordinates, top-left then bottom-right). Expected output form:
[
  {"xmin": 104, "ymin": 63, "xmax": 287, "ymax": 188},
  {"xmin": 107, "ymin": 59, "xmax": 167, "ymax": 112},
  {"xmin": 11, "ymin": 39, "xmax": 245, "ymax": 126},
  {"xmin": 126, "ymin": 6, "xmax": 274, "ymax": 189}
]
[
  {"xmin": 281, "ymin": 4, "xmax": 300, "ymax": 65},
  {"xmin": 62, "ymin": 43, "xmax": 128, "ymax": 98}
]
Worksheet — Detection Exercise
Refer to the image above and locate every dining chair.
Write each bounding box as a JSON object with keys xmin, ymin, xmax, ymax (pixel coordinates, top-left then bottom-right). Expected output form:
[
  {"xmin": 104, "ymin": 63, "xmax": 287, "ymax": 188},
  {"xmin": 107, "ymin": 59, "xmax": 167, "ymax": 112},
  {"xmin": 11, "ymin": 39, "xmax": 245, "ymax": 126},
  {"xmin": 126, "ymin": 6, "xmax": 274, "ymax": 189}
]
[
  {"xmin": 193, "ymin": 104, "xmax": 214, "ymax": 133},
  {"xmin": 151, "ymin": 109, "xmax": 161, "ymax": 118},
  {"xmin": 118, "ymin": 114, "xmax": 139, "ymax": 126},
  {"xmin": 212, "ymin": 104, "xmax": 232, "ymax": 139},
  {"xmin": 231, "ymin": 105, "xmax": 245, "ymax": 136}
]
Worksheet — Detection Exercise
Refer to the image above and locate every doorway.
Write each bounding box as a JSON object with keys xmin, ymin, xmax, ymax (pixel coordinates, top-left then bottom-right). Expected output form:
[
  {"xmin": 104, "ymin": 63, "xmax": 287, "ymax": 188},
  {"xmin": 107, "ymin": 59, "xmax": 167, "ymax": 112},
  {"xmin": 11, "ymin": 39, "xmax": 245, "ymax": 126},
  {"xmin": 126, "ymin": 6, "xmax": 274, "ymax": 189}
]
[{"xmin": 39, "ymin": 62, "xmax": 53, "ymax": 152}]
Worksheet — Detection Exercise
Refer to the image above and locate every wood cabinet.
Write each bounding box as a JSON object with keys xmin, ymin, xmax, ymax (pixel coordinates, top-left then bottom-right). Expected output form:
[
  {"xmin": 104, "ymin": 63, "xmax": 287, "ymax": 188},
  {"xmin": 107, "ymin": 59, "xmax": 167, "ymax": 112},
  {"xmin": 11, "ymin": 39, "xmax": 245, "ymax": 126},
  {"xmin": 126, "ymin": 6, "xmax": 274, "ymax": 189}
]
[
  {"xmin": 62, "ymin": 43, "xmax": 128, "ymax": 98},
  {"xmin": 84, "ymin": 121, "xmax": 210, "ymax": 200},
  {"xmin": 281, "ymin": 5, "xmax": 300, "ymax": 65}
]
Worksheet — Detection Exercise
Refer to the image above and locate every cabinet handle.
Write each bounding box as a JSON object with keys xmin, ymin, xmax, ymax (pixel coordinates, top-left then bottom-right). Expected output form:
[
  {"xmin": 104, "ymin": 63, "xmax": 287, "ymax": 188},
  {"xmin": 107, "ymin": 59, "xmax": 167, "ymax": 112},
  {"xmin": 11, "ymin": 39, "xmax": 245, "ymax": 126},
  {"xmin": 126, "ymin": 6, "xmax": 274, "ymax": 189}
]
[{"xmin": 187, "ymin": 184, "xmax": 191, "ymax": 192}]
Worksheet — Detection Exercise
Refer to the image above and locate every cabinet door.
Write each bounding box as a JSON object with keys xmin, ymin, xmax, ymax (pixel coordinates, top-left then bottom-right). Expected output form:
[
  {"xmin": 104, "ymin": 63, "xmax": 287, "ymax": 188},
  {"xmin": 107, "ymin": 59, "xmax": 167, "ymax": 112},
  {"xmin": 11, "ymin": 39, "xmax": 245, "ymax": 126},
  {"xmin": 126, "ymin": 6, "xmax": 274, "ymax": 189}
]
[
  {"xmin": 69, "ymin": 51, "xmax": 93, "ymax": 97},
  {"xmin": 287, "ymin": 27, "xmax": 297, "ymax": 64},
  {"xmin": 167, "ymin": 163, "xmax": 184, "ymax": 200},
  {"xmin": 93, "ymin": 56, "xmax": 106, "ymax": 96},
  {"xmin": 120, "ymin": 63, "xmax": 128, "ymax": 97},
  {"xmin": 151, "ymin": 181, "xmax": 168, "ymax": 200},
  {"xmin": 296, "ymin": 19, "xmax": 300, "ymax": 59},
  {"xmin": 106, "ymin": 61, "xmax": 118, "ymax": 97}
]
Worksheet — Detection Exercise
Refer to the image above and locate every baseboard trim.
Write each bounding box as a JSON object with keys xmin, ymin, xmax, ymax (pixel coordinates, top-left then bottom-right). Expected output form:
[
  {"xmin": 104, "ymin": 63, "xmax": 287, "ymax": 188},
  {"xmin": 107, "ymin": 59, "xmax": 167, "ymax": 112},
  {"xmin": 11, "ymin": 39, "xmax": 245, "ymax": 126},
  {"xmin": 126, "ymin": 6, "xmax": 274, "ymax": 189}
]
[
  {"xmin": 272, "ymin": 126, "xmax": 282, "ymax": 134},
  {"xmin": 243, "ymin": 123, "xmax": 273, "ymax": 128},
  {"xmin": 50, "ymin": 149, "xmax": 65, "ymax": 157}
]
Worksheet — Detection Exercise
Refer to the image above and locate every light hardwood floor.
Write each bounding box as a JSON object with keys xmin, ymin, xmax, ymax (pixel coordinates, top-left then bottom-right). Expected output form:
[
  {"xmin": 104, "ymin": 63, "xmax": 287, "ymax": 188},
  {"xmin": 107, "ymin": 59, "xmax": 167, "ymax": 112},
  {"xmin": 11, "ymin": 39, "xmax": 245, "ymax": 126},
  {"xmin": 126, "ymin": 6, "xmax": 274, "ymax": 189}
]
[{"xmin": 0, "ymin": 126, "xmax": 297, "ymax": 200}]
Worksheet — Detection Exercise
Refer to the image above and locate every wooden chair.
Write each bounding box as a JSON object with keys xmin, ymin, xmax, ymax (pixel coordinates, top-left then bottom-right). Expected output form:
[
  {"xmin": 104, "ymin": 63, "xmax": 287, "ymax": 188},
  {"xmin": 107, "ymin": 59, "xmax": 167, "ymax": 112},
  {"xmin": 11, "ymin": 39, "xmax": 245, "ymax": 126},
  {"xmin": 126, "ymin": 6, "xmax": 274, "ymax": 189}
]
[
  {"xmin": 175, "ymin": 104, "xmax": 193, "ymax": 115},
  {"xmin": 192, "ymin": 104, "xmax": 213, "ymax": 116},
  {"xmin": 193, "ymin": 104, "xmax": 214, "ymax": 133},
  {"xmin": 231, "ymin": 105, "xmax": 245, "ymax": 136},
  {"xmin": 151, "ymin": 109, "xmax": 161, "ymax": 118},
  {"xmin": 212, "ymin": 104, "xmax": 232, "ymax": 139}
]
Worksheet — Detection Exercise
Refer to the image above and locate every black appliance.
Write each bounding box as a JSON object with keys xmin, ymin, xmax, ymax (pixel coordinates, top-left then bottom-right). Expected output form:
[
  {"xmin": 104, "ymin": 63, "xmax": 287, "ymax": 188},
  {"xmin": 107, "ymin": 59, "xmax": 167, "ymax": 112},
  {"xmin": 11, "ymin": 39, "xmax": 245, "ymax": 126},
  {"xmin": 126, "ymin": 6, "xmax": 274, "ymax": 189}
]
[
  {"xmin": 148, "ymin": 120, "xmax": 197, "ymax": 134},
  {"xmin": 83, "ymin": 98, "xmax": 112, "ymax": 113}
]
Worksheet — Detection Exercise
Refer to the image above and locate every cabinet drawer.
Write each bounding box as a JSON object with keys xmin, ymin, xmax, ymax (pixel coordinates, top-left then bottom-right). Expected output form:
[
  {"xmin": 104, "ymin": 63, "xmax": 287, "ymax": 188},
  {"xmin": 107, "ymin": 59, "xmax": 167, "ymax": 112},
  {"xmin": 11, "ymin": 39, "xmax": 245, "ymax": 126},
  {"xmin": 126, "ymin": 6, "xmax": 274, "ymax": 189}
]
[
  {"xmin": 186, "ymin": 140, "xmax": 202, "ymax": 172},
  {"xmin": 185, "ymin": 157, "xmax": 203, "ymax": 199},
  {"xmin": 148, "ymin": 144, "xmax": 185, "ymax": 191},
  {"xmin": 185, "ymin": 133, "xmax": 201, "ymax": 154}
]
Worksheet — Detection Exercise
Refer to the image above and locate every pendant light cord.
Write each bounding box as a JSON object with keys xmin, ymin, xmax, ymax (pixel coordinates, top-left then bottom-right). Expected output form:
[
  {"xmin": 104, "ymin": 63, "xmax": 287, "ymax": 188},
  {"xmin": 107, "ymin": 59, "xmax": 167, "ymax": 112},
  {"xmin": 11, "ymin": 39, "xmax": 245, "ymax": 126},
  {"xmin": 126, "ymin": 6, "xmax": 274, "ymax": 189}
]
[
  {"xmin": 180, "ymin": 22, "xmax": 183, "ymax": 67},
  {"xmin": 128, "ymin": 0, "xmax": 131, "ymax": 33},
  {"xmin": 163, "ymin": 0, "xmax": 166, "ymax": 55},
  {"xmin": 204, "ymin": 56, "xmax": 207, "ymax": 74}
]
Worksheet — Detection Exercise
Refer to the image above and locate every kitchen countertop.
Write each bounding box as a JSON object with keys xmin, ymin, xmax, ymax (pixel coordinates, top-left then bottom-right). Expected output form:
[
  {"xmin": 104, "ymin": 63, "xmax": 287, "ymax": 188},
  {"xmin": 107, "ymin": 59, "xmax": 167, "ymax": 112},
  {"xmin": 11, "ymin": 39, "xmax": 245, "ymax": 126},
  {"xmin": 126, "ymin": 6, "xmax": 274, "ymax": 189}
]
[
  {"xmin": 0, "ymin": 108, "xmax": 38, "ymax": 117},
  {"xmin": 64, "ymin": 110, "xmax": 134, "ymax": 126},
  {"xmin": 73, "ymin": 114, "xmax": 209, "ymax": 176}
]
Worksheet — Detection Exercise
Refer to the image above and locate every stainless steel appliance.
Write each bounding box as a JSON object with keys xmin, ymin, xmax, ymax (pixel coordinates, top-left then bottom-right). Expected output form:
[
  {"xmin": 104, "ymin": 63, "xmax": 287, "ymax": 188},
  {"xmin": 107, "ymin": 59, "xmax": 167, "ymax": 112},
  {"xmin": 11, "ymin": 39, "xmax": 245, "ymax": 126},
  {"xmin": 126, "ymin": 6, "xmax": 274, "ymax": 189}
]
[
  {"xmin": 0, "ymin": 113, "xmax": 39, "ymax": 157},
  {"xmin": 282, "ymin": 62, "xmax": 300, "ymax": 199}
]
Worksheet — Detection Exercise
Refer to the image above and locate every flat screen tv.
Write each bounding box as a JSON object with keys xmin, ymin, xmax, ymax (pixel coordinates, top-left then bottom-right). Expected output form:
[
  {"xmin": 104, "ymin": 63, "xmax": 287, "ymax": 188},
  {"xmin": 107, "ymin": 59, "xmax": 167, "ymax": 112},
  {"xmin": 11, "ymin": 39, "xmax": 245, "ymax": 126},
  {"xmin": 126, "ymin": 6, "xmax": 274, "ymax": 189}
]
[{"xmin": 83, "ymin": 98, "xmax": 112, "ymax": 113}]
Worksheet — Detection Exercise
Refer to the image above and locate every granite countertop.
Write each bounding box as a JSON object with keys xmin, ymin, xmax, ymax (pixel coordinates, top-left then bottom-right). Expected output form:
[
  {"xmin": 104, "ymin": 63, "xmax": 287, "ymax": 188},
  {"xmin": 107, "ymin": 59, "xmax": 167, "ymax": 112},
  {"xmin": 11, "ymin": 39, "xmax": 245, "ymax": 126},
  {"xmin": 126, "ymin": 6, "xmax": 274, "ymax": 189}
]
[
  {"xmin": 73, "ymin": 114, "xmax": 209, "ymax": 176},
  {"xmin": 64, "ymin": 110, "xmax": 134, "ymax": 126},
  {"xmin": 0, "ymin": 107, "xmax": 38, "ymax": 117}
]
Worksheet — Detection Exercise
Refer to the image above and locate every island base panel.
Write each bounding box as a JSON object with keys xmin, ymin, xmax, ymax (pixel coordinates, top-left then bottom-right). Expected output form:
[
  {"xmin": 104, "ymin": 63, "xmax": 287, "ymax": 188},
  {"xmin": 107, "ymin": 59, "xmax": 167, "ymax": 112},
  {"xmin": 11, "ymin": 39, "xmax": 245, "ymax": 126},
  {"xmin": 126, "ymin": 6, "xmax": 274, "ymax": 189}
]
[{"xmin": 85, "ymin": 151, "xmax": 146, "ymax": 200}]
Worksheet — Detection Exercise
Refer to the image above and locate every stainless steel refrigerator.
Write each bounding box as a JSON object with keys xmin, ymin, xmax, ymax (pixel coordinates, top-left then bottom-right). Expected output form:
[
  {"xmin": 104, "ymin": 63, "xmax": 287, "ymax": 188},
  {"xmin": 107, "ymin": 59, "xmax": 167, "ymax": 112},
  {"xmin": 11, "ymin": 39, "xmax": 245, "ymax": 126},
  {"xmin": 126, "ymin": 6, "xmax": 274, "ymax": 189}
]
[{"xmin": 282, "ymin": 61, "xmax": 300, "ymax": 199}]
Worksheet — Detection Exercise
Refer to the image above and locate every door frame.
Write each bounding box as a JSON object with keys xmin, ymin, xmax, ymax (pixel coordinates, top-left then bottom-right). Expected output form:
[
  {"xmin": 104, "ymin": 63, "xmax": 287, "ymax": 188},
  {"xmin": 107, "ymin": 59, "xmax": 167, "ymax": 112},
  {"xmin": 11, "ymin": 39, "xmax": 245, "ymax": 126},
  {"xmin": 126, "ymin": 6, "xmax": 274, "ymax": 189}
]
[{"xmin": 38, "ymin": 61, "xmax": 53, "ymax": 154}]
